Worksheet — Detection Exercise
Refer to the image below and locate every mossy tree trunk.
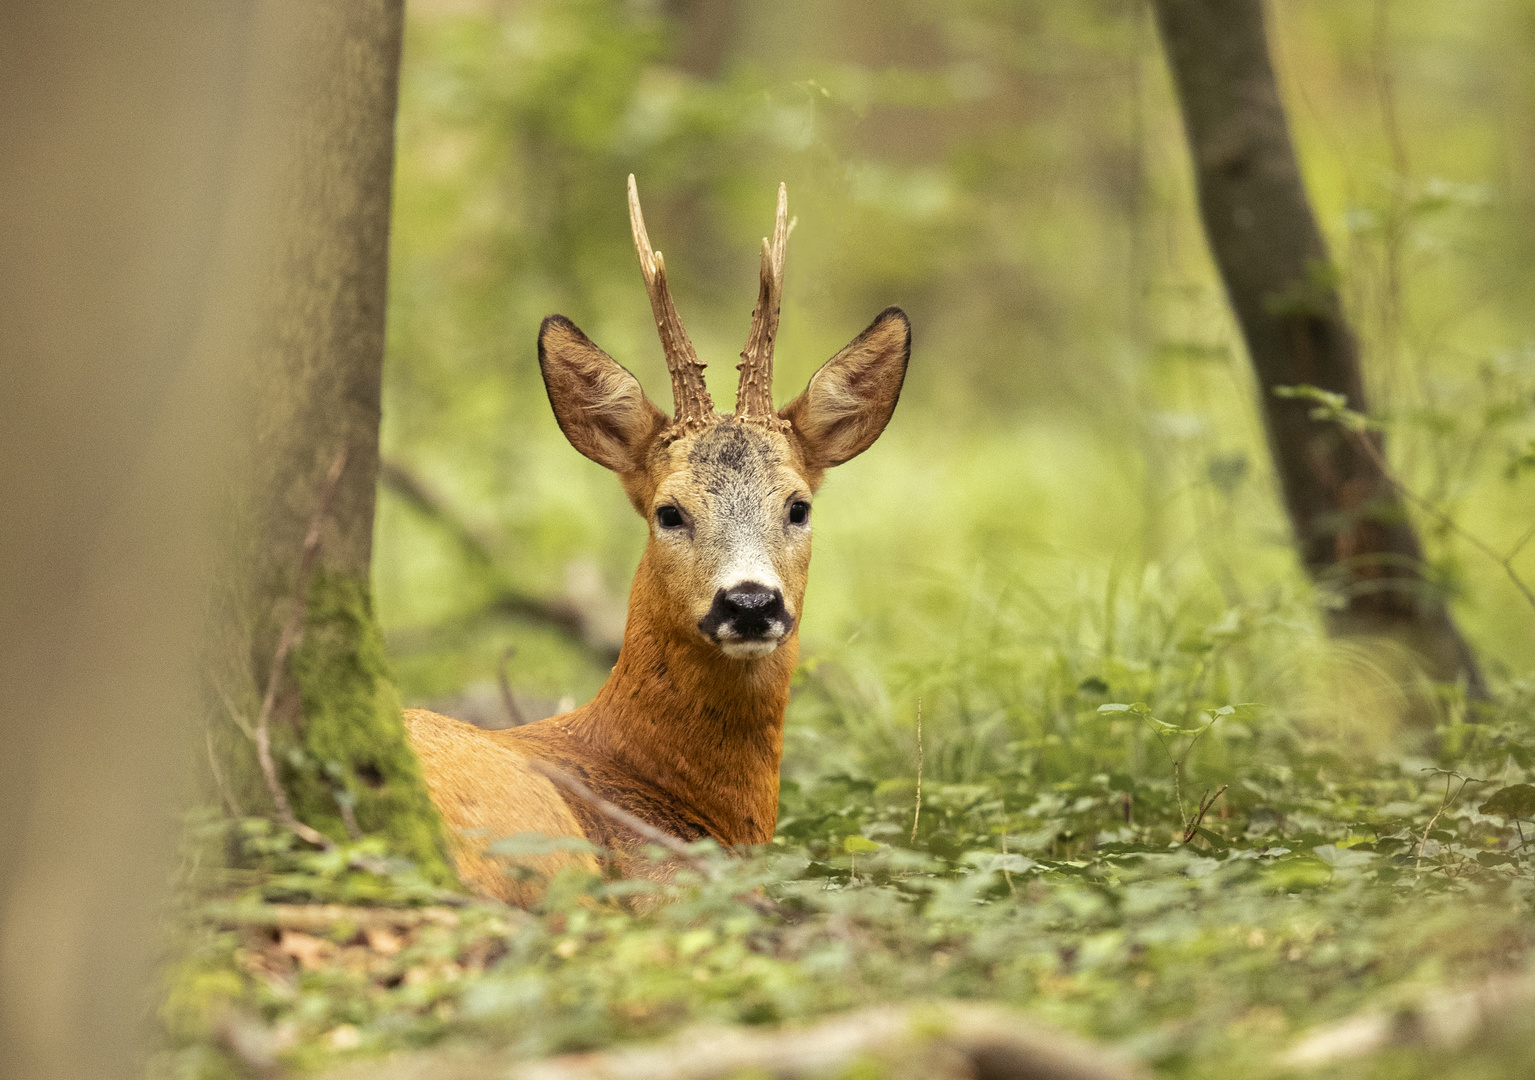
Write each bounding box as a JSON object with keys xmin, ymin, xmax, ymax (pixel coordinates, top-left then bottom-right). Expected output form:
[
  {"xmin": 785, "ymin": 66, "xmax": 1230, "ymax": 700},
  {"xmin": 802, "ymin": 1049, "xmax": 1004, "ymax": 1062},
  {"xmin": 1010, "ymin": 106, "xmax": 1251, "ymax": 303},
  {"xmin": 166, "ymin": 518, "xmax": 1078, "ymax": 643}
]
[
  {"xmin": 208, "ymin": 0, "xmax": 452, "ymax": 880},
  {"xmin": 1150, "ymin": 0, "xmax": 1485, "ymax": 695}
]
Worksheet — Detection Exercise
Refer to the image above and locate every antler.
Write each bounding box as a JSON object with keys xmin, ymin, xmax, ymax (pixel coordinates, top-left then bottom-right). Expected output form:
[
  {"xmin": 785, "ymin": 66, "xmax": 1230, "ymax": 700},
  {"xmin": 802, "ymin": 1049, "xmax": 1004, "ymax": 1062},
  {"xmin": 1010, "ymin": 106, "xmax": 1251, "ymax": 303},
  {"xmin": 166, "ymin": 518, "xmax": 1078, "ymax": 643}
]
[
  {"xmin": 628, "ymin": 174, "xmax": 714, "ymax": 430},
  {"xmin": 735, "ymin": 182, "xmax": 790, "ymax": 426}
]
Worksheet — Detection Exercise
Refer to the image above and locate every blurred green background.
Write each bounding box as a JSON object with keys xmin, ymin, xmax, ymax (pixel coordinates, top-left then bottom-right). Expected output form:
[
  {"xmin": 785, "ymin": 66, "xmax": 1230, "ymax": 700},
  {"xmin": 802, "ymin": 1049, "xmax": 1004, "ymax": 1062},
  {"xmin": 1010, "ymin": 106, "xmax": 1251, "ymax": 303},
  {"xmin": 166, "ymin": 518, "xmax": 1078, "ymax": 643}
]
[{"xmin": 376, "ymin": 0, "xmax": 1535, "ymax": 746}]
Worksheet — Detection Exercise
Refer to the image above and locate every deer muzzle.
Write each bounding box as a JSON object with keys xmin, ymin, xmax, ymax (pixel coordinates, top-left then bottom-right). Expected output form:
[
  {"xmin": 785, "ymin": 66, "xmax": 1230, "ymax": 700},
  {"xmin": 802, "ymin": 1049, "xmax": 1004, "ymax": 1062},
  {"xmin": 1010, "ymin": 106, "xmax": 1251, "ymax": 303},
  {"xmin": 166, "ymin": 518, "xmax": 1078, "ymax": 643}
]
[{"xmin": 699, "ymin": 581, "xmax": 794, "ymax": 658}]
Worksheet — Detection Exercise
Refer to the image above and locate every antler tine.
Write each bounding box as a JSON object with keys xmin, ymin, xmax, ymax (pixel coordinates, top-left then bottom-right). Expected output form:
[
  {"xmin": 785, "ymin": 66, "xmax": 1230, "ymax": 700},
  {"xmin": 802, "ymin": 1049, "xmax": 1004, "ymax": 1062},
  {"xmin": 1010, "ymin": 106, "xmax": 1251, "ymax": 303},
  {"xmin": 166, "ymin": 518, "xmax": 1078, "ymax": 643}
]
[
  {"xmin": 627, "ymin": 174, "xmax": 713, "ymax": 429},
  {"xmin": 735, "ymin": 182, "xmax": 790, "ymax": 426}
]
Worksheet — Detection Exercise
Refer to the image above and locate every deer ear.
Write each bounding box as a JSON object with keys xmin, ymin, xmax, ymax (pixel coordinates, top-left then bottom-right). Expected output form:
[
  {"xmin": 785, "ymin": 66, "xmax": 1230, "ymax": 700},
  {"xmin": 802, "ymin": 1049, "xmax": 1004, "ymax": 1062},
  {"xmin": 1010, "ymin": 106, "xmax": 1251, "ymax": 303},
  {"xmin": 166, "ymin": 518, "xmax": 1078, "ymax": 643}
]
[
  {"xmin": 539, "ymin": 315, "xmax": 666, "ymax": 473},
  {"xmin": 780, "ymin": 307, "xmax": 909, "ymax": 469}
]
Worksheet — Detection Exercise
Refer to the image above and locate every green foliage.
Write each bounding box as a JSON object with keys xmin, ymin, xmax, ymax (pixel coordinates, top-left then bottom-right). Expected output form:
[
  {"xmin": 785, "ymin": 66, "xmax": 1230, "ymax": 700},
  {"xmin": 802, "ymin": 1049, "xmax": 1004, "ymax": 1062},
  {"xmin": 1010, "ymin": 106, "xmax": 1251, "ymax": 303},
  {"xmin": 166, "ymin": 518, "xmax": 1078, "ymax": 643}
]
[{"xmin": 159, "ymin": 596, "xmax": 1535, "ymax": 1079}]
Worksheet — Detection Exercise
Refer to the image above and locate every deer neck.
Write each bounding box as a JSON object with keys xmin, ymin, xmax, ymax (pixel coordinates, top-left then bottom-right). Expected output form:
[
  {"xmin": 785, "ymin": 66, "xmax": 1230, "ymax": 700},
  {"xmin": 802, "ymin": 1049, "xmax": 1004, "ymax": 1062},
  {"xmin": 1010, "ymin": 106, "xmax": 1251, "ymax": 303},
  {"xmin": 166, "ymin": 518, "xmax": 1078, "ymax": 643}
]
[{"xmin": 576, "ymin": 550, "xmax": 794, "ymax": 847}]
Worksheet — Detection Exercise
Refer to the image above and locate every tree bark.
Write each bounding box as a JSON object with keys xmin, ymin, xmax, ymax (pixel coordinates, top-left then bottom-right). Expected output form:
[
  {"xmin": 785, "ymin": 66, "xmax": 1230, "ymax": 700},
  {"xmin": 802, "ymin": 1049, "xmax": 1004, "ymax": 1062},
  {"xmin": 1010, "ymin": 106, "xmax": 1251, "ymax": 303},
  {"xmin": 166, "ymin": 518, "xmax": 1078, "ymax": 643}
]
[
  {"xmin": 1150, "ymin": 0, "xmax": 1484, "ymax": 694},
  {"xmin": 206, "ymin": 0, "xmax": 452, "ymax": 877}
]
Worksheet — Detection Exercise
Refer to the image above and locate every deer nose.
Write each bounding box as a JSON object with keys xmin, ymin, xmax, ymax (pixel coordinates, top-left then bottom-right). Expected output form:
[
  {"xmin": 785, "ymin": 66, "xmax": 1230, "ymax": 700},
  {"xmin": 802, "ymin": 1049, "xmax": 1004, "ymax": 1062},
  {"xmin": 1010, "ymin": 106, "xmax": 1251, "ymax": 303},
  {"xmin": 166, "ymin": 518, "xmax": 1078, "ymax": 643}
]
[
  {"xmin": 700, "ymin": 581, "xmax": 791, "ymax": 643},
  {"xmin": 725, "ymin": 583, "xmax": 778, "ymax": 611}
]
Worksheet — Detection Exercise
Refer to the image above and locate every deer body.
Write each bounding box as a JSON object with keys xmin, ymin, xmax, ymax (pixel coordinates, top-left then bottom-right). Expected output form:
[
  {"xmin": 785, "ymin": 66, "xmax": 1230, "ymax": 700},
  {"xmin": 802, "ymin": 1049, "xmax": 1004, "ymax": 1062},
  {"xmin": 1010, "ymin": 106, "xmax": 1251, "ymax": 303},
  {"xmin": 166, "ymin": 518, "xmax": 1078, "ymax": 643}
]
[{"xmin": 405, "ymin": 180, "xmax": 908, "ymax": 905}]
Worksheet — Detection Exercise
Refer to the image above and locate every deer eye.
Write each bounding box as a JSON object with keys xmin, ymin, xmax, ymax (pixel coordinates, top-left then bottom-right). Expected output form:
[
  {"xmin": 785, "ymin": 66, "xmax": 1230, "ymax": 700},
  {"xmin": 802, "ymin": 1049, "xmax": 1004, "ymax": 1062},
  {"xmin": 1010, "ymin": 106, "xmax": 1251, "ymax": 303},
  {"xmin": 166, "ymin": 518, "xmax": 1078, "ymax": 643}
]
[
  {"xmin": 788, "ymin": 500, "xmax": 811, "ymax": 526},
  {"xmin": 656, "ymin": 505, "xmax": 685, "ymax": 529}
]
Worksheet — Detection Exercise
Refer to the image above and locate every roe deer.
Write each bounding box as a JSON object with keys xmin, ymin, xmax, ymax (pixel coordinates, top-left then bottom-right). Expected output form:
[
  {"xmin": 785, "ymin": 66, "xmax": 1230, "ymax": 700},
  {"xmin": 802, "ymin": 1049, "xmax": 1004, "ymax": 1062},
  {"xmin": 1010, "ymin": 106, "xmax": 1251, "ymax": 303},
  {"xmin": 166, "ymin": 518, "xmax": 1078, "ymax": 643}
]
[{"xmin": 404, "ymin": 178, "xmax": 909, "ymax": 904}]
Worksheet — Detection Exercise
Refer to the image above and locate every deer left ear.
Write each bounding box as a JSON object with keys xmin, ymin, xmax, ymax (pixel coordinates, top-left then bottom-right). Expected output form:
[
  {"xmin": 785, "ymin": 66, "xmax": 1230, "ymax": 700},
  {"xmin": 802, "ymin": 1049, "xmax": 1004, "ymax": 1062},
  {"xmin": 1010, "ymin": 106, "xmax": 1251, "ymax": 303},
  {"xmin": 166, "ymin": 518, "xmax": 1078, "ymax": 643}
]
[
  {"xmin": 539, "ymin": 315, "xmax": 667, "ymax": 473},
  {"xmin": 780, "ymin": 307, "xmax": 909, "ymax": 468}
]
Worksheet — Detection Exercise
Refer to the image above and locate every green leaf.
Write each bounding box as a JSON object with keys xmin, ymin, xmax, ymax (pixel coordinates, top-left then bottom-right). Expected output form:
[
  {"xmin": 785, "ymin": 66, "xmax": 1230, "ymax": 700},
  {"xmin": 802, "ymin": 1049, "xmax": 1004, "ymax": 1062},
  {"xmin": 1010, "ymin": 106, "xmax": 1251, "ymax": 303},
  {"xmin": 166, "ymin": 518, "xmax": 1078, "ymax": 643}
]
[
  {"xmin": 1479, "ymin": 783, "xmax": 1535, "ymax": 820},
  {"xmin": 1264, "ymin": 855, "xmax": 1333, "ymax": 892}
]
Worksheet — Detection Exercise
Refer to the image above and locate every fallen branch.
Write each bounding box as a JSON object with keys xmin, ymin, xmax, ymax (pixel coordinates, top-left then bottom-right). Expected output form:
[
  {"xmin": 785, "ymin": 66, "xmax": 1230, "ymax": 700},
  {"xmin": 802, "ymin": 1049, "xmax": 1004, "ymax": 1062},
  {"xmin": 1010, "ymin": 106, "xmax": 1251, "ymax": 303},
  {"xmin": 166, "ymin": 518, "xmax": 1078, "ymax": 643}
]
[
  {"xmin": 1282, "ymin": 967, "xmax": 1535, "ymax": 1069},
  {"xmin": 203, "ymin": 902, "xmax": 470, "ymax": 932},
  {"xmin": 319, "ymin": 1001, "xmax": 1146, "ymax": 1080}
]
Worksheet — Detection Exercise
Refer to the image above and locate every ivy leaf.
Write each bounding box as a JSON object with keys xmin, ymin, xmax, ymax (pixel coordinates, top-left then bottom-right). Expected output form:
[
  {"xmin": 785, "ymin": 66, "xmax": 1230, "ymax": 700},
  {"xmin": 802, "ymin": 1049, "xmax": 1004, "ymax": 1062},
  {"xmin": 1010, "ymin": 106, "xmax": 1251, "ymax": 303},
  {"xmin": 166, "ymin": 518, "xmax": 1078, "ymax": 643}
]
[{"xmin": 1479, "ymin": 784, "xmax": 1535, "ymax": 821}]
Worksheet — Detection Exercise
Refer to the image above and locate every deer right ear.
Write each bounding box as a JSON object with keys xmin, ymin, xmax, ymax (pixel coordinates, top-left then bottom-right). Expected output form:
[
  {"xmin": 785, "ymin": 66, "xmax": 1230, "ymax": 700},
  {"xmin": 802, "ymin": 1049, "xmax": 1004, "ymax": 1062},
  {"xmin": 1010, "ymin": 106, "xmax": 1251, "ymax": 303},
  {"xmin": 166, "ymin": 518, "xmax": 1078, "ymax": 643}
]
[
  {"xmin": 780, "ymin": 307, "xmax": 910, "ymax": 469},
  {"xmin": 539, "ymin": 315, "xmax": 667, "ymax": 473}
]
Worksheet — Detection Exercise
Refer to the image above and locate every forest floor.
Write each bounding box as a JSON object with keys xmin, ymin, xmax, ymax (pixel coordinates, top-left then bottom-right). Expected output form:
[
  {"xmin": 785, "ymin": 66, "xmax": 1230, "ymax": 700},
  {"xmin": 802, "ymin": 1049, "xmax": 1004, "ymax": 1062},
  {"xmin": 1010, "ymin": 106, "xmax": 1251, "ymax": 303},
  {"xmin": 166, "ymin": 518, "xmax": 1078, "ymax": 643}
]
[{"xmin": 157, "ymin": 599, "xmax": 1535, "ymax": 1080}]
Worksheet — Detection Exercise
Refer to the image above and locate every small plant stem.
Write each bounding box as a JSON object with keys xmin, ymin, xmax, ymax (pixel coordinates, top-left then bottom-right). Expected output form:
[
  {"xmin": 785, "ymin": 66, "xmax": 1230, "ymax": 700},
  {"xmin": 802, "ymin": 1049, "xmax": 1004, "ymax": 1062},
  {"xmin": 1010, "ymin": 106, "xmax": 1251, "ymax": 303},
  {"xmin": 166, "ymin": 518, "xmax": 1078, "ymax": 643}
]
[
  {"xmin": 1415, "ymin": 774, "xmax": 1458, "ymax": 876},
  {"xmin": 1348, "ymin": 426, "xmax": 1535, "ymax": 613},
  {"xmin": 1413, "ymin": 771, "xmax": 1488, "ymax": 878},
  {"xmin": 1173, "ymin": 760, "xmax": 1185, "ymax": 828},
  {"xmin": 1000, "ymin": 826, "xmax": 1016, "ymax": 897},
  {"xmin": 910, "ymin": 698, "xmax": 924, "ymax": 844},
  {"xmin": 335, "ymin": 792, "xmax": 363, "ymax": 840},
  {"xmin": 1182, "ymin": 785, "xmax": 1228, "ymax": 843}
]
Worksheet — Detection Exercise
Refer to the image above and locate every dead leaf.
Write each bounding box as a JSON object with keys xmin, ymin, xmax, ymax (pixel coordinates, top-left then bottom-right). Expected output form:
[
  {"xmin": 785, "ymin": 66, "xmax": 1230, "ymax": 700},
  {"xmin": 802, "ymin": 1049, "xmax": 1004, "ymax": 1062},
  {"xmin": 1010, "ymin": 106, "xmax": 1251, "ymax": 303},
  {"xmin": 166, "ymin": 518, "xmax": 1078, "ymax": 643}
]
[
  {"xmin": 278, "ymin": 930, "xmax": 333, "ymax": 971},
  {"xmin": 365, "ymin": 926, "xmax": 404, "ymax": 955}
]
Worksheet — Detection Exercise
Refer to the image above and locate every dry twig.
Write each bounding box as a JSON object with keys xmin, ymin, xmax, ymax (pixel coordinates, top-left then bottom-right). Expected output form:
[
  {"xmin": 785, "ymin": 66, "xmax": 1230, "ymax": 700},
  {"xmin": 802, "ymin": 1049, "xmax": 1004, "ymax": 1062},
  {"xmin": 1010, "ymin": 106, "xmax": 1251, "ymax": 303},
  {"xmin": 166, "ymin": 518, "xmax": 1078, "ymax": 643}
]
[
  {"xmin": 1346, "ymin": 427, "xmax": 1535, "ymax": 614},
  {"xmin": 205, "ymin": 722, "xmax": 244, "ymax": 817},
  {"xmin": 528, "ymin": 759, "xmax": 714, "ymax": 875},
  {"xmin": 1182, "ymin": 784, "xmax": 1227, "ymax": 843},
  {"xmin": 911, "ymin": 697, "xmax": 924, "ymax": 843},
  {"xmin": 253, "ymin": 447, "xmax": 348, "ymax": 850},
  {"xmin": 527, "ymin": 759, "xmax": 784, "ymax": 918}
]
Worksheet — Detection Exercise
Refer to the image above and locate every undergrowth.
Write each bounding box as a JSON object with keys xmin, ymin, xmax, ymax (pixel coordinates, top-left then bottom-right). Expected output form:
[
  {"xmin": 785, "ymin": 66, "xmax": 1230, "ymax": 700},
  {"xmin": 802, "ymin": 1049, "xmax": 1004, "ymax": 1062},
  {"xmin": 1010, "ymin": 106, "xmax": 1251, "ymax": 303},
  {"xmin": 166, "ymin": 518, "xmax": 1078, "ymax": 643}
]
[{"xmin": 157, "ymin": 588, "xmax": 1535, "ymax": 1080}]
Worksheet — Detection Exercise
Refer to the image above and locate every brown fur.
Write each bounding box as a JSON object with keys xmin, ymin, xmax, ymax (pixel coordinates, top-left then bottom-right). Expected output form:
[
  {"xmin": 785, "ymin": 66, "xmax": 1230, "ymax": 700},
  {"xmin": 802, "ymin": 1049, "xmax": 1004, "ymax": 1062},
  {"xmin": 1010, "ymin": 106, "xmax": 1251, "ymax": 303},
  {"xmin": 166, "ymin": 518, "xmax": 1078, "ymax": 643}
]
[{"xmin": 406, "ymin": 303, "xmax": 909, "ymax": 906}]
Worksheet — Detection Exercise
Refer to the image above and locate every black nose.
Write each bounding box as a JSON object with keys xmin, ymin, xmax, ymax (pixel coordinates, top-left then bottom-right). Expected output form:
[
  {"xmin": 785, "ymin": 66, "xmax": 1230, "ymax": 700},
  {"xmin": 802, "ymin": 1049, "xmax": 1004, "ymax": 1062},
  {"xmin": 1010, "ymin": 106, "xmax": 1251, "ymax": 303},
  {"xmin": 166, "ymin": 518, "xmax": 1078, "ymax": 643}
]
[
  {"xmin": 699, "ymin": 582, "xmax": 791, "ymax": 640},
  {"xmin": 725, "ymin": 583, "xmax": 778, "ymax": 611}
]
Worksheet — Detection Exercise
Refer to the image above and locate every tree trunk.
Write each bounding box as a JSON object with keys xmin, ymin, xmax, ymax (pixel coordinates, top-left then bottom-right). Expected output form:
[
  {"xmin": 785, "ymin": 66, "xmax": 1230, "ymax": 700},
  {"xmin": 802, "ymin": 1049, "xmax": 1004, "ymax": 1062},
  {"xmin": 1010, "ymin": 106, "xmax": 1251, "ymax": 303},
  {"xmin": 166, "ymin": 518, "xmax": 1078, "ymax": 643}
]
[
  {"xmin": 206, "ymin": 0, "xmax": 452, "ymax": 877},
  {"xmin": 1150, "ymin": 0, "xmax": 1484, "ymax": 694},
  {"xmin": 0, "ymin": 5, "xmax": 251, "ymax": 1078}
]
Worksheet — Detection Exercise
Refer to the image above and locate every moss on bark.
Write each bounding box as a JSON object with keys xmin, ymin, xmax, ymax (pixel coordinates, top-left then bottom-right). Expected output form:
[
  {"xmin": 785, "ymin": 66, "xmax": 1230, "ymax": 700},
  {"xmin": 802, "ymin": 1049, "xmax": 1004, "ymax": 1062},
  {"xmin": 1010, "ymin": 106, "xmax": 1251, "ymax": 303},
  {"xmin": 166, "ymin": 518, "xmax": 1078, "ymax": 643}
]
[{"xmin": 285, "ymin": 571, "xmax": 452, "ymax": 883}]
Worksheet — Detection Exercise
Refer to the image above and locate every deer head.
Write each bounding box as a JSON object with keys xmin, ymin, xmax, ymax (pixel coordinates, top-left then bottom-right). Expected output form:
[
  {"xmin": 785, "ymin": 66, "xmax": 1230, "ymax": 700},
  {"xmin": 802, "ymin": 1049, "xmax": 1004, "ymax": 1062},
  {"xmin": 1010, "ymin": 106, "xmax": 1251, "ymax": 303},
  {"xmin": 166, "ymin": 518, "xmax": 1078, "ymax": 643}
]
[{"xmin": 538, "ymin": 177, "xmax": 909, "ymax": 661}]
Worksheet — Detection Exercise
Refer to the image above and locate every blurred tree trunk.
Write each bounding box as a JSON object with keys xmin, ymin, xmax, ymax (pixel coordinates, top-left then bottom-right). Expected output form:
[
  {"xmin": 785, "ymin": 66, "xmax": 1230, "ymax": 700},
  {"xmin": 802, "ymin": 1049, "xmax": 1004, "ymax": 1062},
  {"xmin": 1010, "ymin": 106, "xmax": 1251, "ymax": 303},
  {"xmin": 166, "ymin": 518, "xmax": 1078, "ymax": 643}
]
[
  {"xmin": 206, "ymin": 0, "xmax": 452, "ymax": 876},
  {"xmin": 1150, "ymin": 0, "xmax": 1485, "ymax": 695},
  {"xmin": 0, "ymin": 5, "xmax": 250, "ymax": 1078}
]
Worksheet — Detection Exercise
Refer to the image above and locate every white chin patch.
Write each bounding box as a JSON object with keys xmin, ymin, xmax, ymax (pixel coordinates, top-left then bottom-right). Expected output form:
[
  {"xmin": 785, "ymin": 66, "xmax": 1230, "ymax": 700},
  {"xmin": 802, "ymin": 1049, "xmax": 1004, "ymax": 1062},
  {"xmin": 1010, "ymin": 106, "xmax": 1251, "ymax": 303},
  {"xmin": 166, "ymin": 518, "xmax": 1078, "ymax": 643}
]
[{"xmin": 719, "ymin": 638, "xmax": 782, "ymax": 660}]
